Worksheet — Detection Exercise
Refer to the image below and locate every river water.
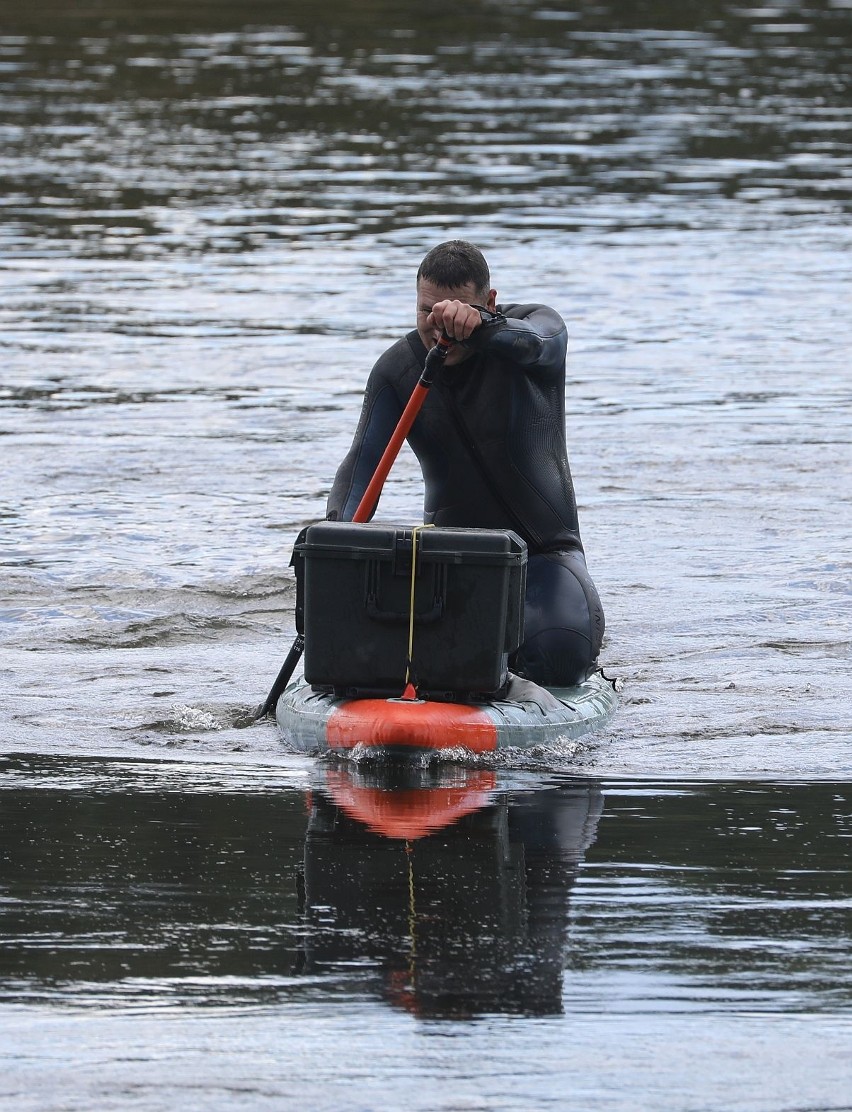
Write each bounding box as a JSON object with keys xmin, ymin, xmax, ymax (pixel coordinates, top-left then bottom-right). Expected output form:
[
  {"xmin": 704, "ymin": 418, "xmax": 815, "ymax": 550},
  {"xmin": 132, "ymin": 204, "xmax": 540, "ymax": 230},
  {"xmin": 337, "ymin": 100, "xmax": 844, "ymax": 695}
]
[{"xmin": 1, "ymin": 0, "xmax": 850, "ymax": 1108}]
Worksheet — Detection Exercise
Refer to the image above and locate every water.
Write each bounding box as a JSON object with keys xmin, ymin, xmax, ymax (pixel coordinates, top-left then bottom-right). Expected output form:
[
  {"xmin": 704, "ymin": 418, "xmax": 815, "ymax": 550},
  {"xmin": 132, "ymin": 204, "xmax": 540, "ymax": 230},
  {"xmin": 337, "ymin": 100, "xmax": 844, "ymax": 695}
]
[
  {"xmin": 2, "ymin": 762, "xmax": 850, "ymax": 1109},
  {"xmin": 1, "ymin": 0, "xmax": 851, "ymax": 1107}
]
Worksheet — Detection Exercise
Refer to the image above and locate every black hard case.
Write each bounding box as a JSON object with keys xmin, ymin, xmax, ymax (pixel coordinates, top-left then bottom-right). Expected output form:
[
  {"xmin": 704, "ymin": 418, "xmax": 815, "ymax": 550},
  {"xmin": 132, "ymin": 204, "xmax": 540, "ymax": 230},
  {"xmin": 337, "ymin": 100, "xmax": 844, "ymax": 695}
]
[{"xmin": 294, "ymin": 522, "xmax": 527, "ymax": 700}]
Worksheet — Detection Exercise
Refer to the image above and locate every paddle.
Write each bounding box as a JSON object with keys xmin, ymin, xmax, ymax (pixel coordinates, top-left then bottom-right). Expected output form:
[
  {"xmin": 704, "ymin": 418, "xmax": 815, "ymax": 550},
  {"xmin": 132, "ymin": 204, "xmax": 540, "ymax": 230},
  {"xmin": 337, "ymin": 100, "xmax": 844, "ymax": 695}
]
[{"xmin": 252, "ymin": 333, "xmax": 454, "ymax": 721}]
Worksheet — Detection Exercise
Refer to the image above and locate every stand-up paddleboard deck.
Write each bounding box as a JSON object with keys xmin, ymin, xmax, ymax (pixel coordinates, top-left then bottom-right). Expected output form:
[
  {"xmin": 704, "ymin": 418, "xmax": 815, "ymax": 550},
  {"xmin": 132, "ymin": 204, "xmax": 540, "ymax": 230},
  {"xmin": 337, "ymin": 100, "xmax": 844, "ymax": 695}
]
[{"xmin": 276, "ymin": 672, "xmax": 617, "ymax": 756}]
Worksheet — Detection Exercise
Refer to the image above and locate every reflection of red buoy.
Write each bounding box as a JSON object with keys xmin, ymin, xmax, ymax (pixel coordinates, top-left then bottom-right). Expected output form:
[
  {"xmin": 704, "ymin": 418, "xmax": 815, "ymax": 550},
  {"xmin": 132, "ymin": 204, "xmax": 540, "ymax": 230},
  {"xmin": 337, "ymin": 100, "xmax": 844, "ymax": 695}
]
[
  {"xmin": 386, "ymin": 968, "xmax": 420, "ymax": 1016},
  {"xmin": 323, "ymin": 766, "xmax": 497, "ymax": 840}
]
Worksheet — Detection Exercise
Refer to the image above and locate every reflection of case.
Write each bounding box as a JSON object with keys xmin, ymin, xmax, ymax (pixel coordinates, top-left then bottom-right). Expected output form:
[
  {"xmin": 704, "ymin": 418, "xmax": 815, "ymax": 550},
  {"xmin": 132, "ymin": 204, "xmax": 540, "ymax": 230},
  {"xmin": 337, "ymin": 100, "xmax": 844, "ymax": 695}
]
[
  {"xmin": 294, "ymin": 522, "xmax": 527, "ymax": 700},
  {"xmin": 301, "ymin": 768, "xmax": 603, "ymax": 1018}
]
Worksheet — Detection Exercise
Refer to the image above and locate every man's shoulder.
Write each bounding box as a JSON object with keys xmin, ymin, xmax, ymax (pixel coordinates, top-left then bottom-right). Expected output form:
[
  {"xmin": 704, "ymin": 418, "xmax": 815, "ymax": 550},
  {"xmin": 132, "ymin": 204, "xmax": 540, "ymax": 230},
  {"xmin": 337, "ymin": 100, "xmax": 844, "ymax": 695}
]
[
  {"xmin": 370, "ymin": 331, "xmax": 424, "ymax": 379},
  {"xmin": 498, "ymin": 303, "xmax": 565, "ymax": 328}
]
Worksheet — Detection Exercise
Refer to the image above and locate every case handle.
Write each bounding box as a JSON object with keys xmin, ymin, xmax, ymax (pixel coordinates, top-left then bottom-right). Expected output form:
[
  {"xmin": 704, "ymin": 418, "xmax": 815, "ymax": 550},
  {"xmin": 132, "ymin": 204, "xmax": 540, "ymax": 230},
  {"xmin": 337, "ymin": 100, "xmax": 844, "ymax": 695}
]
[{"xmin": 365, "ymin": 595, "xmax": 444, "ymax": 625}]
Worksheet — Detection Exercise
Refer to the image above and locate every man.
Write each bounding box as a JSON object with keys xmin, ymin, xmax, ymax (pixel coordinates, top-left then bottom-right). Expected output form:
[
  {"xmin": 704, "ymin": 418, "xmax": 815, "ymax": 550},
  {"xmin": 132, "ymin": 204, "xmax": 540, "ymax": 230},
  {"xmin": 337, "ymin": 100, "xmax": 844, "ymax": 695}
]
[{"xmin": 326, "ymin": 240, "xmax": 604, "ymax": 687}]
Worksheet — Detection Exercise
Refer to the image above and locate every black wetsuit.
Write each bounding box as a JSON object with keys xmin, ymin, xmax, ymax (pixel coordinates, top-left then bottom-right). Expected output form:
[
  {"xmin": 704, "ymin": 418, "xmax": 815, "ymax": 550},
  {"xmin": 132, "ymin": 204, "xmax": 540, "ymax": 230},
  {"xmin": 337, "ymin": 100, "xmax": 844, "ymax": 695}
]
[{"xmin": 326, "ymin": 304, "xmax": 604, "ymax": 686}]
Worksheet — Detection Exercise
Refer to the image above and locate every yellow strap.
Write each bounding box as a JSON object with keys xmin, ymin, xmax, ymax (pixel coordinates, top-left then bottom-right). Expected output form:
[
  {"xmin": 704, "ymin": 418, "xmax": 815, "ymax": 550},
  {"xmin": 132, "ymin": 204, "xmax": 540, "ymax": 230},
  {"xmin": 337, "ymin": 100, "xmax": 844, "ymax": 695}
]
[{"xmin": 404, "ymin": 524, "xmax": 434, "ymax": 688}]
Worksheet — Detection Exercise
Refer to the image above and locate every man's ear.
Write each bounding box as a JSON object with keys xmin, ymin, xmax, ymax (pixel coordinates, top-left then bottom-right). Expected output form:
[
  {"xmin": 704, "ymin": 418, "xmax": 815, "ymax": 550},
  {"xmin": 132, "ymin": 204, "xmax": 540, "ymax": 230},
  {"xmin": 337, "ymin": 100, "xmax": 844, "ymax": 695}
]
[{"xmin": 485, "ymin": 288, "xmax": 497, "ymax": 312}]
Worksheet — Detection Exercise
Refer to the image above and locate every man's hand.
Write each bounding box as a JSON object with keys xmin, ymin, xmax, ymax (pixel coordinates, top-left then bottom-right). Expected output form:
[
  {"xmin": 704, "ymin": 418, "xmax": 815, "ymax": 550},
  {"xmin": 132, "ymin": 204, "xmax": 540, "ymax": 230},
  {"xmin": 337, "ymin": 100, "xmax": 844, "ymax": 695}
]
[{"xmin": 427, "ymin": 300, "xmax": 482, "ymax": 343}]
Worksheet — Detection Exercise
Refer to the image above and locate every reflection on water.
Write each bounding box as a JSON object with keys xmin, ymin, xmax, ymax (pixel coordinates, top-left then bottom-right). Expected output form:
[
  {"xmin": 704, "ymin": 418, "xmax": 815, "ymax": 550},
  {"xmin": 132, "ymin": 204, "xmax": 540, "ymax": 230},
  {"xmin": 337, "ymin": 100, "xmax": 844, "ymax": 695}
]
[
  {"xmin": 0, "ymin": 757, "xmax": 307, "ymax": 1005},
  {"xmin": 2, "ymin": 758, "xmax": 851, "ymax": 1107},
  {"xmin": 303, "ymin": 766, "xmax": 602, "ymax": 1017},
  {"xmin": 0, "ymin": 757, "xmax": 602, "ymax": 1016},
  {"xmin": 1, "ymin": 757, "xmax": 850, "ymax": 1019}
]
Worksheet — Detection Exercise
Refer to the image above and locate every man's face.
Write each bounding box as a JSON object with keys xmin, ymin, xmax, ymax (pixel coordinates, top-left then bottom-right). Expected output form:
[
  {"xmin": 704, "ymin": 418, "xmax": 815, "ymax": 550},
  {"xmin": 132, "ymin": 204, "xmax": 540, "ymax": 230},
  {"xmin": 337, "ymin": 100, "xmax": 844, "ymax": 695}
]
[{"xmin": 416, "ymin": 279, "xmax": 497, "ymax": 366}]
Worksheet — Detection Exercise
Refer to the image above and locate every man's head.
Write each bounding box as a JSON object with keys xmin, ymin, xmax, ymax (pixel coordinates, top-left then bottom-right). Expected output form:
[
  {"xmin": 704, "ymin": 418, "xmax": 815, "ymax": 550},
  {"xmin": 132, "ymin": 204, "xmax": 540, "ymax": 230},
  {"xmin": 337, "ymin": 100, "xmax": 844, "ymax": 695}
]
[
  {"xmin": 416, "ymin": 240, "xmax": 497, "ymax": 364},
  {"xmin": 417, "ymin": 239, "xmax": 491, "ymax": 295}
]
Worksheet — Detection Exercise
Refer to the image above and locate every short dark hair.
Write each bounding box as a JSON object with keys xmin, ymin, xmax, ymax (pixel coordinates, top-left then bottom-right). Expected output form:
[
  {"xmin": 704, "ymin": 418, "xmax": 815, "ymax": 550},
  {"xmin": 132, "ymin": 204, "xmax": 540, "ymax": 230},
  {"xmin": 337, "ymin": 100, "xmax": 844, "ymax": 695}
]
[{"xmin": 417, "ymin": 240, "xmax": 490, "ymax": 295}]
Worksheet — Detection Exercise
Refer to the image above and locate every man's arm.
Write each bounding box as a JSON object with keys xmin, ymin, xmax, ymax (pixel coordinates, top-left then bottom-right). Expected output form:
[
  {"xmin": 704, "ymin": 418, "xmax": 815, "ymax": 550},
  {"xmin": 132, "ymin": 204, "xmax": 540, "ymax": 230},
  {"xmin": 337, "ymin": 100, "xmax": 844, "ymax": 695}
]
[
  {"xmin": 429, "ymin": 301, "xmax": 566, "ymax": 373},
  {"xmin": 326, "ymin": 374, "xmax": 404, "ymax": 521}
]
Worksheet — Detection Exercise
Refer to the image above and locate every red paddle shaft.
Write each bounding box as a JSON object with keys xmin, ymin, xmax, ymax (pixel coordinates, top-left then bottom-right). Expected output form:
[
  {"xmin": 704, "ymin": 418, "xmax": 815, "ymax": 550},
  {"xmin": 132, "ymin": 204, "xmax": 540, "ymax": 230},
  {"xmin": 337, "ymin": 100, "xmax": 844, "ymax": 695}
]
[{"xmin": 352, "ymin": 334, "xmax": 454, "ymax": 523}]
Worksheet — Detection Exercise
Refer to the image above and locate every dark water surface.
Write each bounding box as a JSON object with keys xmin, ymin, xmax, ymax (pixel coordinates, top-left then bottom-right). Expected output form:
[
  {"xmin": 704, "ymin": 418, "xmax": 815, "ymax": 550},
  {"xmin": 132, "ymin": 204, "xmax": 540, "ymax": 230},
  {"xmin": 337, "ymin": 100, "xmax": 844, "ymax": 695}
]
[
  {"xmin": 2, "ymin": 0, "xmax": 851, "ymax": 1107},
  {"xmin": 2, "ymin": 761, "xmax": 851, "ymax": 1110}
]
